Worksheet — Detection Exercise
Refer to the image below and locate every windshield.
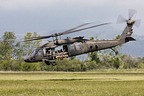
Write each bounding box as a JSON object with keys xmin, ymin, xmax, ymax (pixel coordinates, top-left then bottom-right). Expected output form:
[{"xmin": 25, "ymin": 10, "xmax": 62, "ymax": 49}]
[
  {"xmin": 29, "ymin": 48, "xmax": 41, "ymax": 57},
  {"xmin": 29, "ymin": 49, "xmax": 36, "ymax": 57}
]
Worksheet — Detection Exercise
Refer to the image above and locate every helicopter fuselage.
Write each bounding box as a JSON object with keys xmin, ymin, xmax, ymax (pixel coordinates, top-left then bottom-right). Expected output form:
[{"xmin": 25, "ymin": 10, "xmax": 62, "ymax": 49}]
[
  {"xmin": 24, "ymin": 39, "xmax": 122, "ymax": 65},
  {"xmin": 24, "ymin": 13, "xmax": 137, "ymax": 65}
]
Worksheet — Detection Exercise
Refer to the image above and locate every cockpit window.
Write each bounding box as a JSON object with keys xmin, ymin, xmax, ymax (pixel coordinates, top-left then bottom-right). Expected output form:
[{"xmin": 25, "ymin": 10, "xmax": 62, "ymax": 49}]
[
  {"xmin": 29, "ymin": 48, "xmax": 40, "ymax": 57},
  {"xmin": 29, "ymin": 49, "xmax": 36, "ymax": 57},
  {"xmin": 28, "ymin": 48, "xmax": 44, "ymax": 60},
  {"xmin": 37, "ymin": 49, "xmax": 43, "ymax": 56}
]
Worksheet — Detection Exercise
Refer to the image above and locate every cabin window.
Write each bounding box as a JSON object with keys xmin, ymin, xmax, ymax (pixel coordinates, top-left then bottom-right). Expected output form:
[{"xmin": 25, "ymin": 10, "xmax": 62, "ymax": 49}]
[
  {"xmin": 63, "ymin": 45, "xmax": 68, "ymax": 52},
  {"xmin": 75, "ymin": 43, "xmax": 82, "ymax": 50},
  {"xmin": 90, "ymin": 46, "xmax": 93, "ymax": 49},
  {"xmin": 95, "ymin": 45, "xmax": 98, "ymax": 49}
]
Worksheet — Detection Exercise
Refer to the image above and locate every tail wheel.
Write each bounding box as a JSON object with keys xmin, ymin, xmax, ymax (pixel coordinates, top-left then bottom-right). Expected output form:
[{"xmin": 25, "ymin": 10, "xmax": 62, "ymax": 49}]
[
  {"xmin": 44, "ymin": 60, "xmax": 56, "ymax": 66},
  {"xmin": 51, "ymin": 61, "xmax": 56, "ymax": 66}
]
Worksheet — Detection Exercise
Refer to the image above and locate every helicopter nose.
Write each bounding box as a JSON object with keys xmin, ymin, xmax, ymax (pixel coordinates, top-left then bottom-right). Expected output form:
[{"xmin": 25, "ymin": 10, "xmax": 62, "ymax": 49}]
[
  {"xmin": 24, "ymin": 57, "xmax": 31, "ymax": 62},
  {"xmin": 24, "ymin": 58, "xmax": 30, "ymax": 62}
]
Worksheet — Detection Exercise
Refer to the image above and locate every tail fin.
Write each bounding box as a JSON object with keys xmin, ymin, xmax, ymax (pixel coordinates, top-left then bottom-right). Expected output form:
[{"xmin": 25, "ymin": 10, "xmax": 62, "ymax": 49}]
[{"xmin": 120, "ymin": 19, "xmax": 136, "ymax": 44}]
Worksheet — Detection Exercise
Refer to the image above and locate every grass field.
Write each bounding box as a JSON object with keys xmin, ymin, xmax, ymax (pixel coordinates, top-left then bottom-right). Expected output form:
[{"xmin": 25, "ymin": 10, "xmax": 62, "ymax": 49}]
[{"xmin": 0, "ymin": 71, "xmax": 144, "ymax": 96}]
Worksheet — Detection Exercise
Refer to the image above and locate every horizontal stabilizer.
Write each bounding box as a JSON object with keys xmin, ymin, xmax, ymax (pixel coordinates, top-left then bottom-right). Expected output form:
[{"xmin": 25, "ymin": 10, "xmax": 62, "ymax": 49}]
[{"xmin": 125, "ymin": 37, "xmax": 136, "ymax": 42}]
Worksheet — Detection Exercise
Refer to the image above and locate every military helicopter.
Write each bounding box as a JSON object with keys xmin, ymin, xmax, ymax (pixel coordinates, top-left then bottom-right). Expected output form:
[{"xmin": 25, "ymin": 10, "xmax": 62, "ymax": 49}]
[{"xmin": 24, "ymin": 9, "xmax": 140, "ymax": 65}]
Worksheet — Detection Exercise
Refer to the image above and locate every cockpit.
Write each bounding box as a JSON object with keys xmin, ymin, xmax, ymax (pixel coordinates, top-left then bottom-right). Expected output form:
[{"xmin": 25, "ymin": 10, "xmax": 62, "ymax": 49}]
[
  {"xmin": 24, "ymin": 46, "xmax": 69, "ymax": 64},
  {"xmin": 24, "ymin": 47, "xmax": 44, "ymax": 62},
  {"xmin": 29, "ymin": 49, "xmax": 37, "ymax": 57}
]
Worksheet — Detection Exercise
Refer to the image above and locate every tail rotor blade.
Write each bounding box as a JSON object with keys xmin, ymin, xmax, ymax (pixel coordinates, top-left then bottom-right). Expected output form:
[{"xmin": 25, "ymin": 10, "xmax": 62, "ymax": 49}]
[
  {"xmin": 128, "ymin": 9, "xmax": 137, "ymax": 19},
  {"xmin": 117, "ymin": 15, "xmax": 126, "ymax": 24},
  {"xmin": 135, "ymin": 19, "xmax": 141, "ymax": 27}
]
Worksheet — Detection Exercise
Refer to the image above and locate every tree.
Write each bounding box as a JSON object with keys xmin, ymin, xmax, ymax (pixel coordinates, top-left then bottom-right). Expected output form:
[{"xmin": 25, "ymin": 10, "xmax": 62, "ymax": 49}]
[
  {"xmin": 22, "ymin": 32, "xmax": 42, "ymax": 56},
  {"xmin": 89, "ymin": 52, "xmax": 100, "ymax": 63},
  {"xmin": 14, "ymin": 41, "xmax": 24, "ymax": 65},
  {"xmin": 0, "ymin": 32, "xmax": 16, "ymax": 70},
  {"xmin": 0, "ymin": 32, "xmax": 16, "ymax": 60}
]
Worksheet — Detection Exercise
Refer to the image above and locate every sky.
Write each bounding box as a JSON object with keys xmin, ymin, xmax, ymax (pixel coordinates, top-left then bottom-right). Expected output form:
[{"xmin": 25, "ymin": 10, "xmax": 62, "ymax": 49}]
[{"xmin": 0, "ymin": 0, "xmax": 144, "ymax": 39}]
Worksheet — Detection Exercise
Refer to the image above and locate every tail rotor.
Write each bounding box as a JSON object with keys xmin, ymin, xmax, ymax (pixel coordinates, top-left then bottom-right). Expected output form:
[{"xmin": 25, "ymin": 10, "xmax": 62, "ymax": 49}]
[{"xmin": 117, "ymin": 9, "xmax": 141, "ymax": 27}]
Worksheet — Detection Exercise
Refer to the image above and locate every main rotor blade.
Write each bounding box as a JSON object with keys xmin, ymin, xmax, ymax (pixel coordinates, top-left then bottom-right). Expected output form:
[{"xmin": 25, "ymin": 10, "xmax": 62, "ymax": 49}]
[
  {"xmin": 61, "ymin": 22, "xmax": 110, "ymax": 35},
  {"xmin": 62, "ymin": 23, "xmax": 91, "ymax": 34},
  {"xmin": 24, "ymin": 23, "xmax": 91, "ymax": 41},
  {"xmin": 23, "ymin": 35, "xmax": 53, "ymax": 42},
  {"xmin": 24, "ymin": 22, "xmax": 110, "ymax": 41}
]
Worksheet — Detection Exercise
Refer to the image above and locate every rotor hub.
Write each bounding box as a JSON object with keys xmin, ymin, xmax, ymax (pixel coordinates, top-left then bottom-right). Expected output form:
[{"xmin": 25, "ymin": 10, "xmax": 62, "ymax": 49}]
[{"xmin": 127, "ymin": 19, "xmax": 135, "ymax": 25}]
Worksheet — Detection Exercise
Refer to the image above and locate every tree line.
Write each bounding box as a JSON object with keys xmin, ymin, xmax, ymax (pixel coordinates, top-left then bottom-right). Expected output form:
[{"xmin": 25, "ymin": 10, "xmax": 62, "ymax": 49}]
[{"xmin": 0, "ymin": 32, "xmax": 144, "ymax": 71}]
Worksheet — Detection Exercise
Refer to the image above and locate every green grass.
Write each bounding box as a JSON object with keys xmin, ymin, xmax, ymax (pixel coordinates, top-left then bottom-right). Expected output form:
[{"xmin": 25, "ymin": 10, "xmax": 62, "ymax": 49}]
[{"xmin": 0, "ymin": 72, "xmax": 144, "ymax": 96}]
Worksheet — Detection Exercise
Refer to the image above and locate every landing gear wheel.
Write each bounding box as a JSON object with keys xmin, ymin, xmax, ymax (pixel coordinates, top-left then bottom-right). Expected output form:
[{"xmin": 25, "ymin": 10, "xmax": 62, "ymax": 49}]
[
  {"xmin": 44, "ymin": 61, "xmax": 51, "ymax": 65},
  {"xmin": 51, "ymin": 61, "xmax": 56, "ymax": 66}
]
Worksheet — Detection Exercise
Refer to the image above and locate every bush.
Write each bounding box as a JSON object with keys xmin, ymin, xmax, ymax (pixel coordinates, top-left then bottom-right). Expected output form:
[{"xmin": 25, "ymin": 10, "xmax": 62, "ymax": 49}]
[
  {"xmin": 122, "ymin": 55, "xmax": 140, "ymax": 69},
  {"xmin": 0, "ymin": 55, "xmax": 143, "ymax": 71}
]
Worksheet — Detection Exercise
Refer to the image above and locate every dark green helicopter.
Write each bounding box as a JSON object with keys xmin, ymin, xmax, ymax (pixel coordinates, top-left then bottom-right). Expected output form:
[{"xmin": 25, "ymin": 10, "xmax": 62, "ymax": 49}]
[{"xmin": 24, "ymin": 9, "xmax": 140, "ymax": 65}]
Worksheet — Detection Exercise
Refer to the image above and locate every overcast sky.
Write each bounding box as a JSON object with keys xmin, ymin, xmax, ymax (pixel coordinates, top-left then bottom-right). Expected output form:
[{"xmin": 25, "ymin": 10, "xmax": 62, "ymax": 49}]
[{"xmin": 0, "ymin": 0, "xmax": 144, "ymax": 38}]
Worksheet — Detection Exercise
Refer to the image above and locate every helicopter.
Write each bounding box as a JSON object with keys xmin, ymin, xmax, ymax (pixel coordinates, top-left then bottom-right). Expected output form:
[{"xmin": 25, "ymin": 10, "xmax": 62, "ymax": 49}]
[{"xmin": 24, "ymin": 9, "xmax": 140, "ymax": 65}]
